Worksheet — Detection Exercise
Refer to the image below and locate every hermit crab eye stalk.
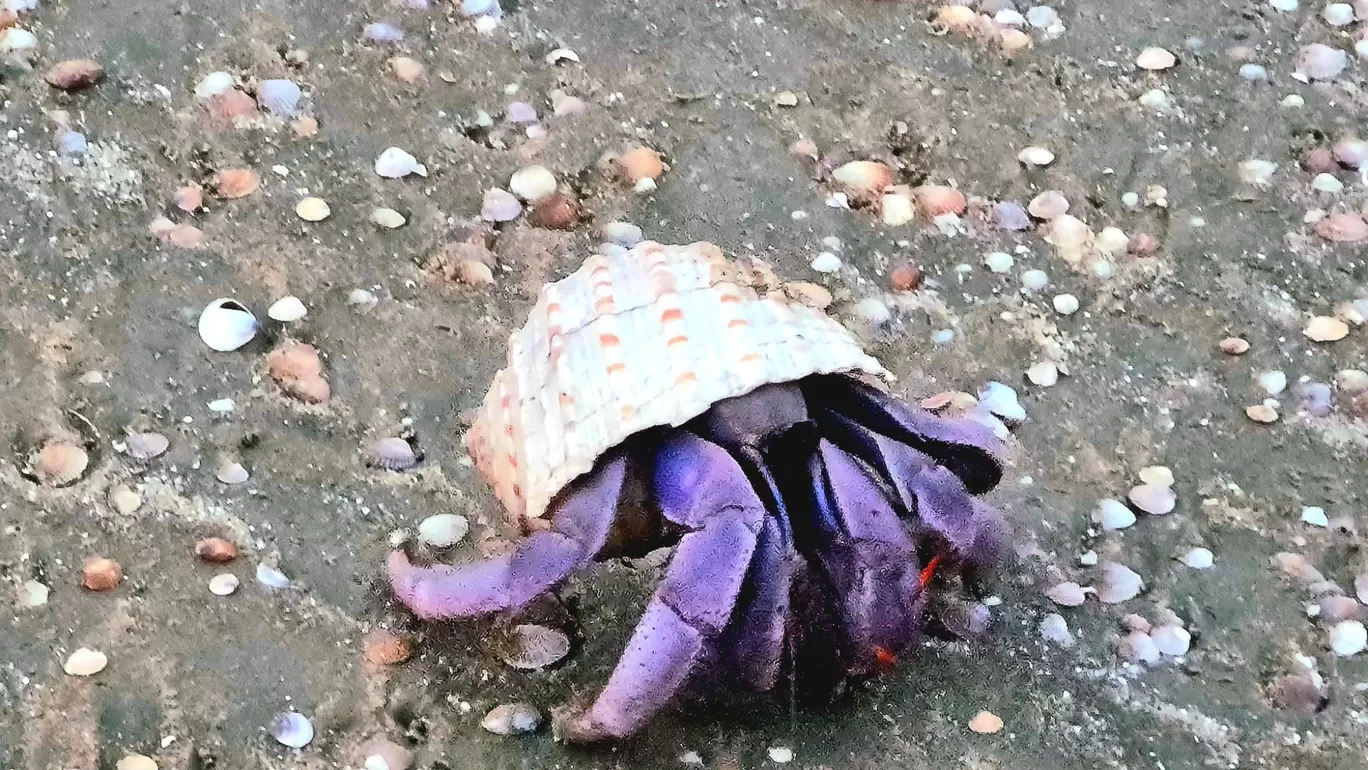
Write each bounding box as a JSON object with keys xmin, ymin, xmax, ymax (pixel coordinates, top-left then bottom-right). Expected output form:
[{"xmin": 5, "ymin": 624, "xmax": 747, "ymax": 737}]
[{"xmin": 386, "ymin": 241, "xmax": 1012, "ymax": 742}]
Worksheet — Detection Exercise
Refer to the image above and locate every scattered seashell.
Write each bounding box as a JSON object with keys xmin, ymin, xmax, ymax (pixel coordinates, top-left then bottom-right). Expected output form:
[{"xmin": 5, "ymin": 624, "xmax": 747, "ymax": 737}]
[
  {"xmin": 1094, "ymin": 498, "xmax": 1136, "ymax": 530},
  {"xmin": 196, "ymin": 537, "xmax": 239, "ymax": 563},
  {"xmin": 1334, "ymin": 138, "xmax": 1367, "ymax": 169},
  {"xmin": 1017, "ymin": 146, "xmax": 1055, "ymax": 167},
  {"xmin": 1027, "ymin": 190, "xmax": 1069, "ymax": 219},
  {"xmin": 1219, "ymin": 336, "xmax": 1249, "ymax": 355},
  {"xmin": 213, "ymin": 168, "xmax": 260, "ymax": 199},
  {"xmin": 545, "ymin": 47, "xmax": 579, "ymax": 64},
  {"xmin": 1026, "ymin": 361, "xmax": 1059, "ymax": 387},
  {"xmin": 1304, "ymin": 315, "xmax": 1349, "ymax": 342},
  {"xmin": 1181, "ymin": 547, "xmax": 1214, "ymax": 569},
  {"xmin": 363, "ymin": 21, "xmax": 405, "ymax": 42},
  {"xmin": 1301, "ymin": 505, "xmax": 1329, "ymax": 527},
  {"xmin": 55, "ymin": 129, "xmax": 87, "ymax": 154},
  {"xmin": 1045, "ymin": 215, "xmax": 1095, "ymax": 266},
  {"xmin": 388, "ymin": 55, "xmax": 425, "ymax": 83},
  {"xmin": 1297, "ymin": 43, "xmax": 1347, "ymax": 80},
  {"xmin": 198, "ymin": 299, "xmax": 258, "ymax": 352},
  {"xmin": 371, "ymin": 207, "xmax": 407, "ymax": 229},
  {"xmin": 115, "ymin": 754, "xmax": 157, "ymax": 770},
  {"xmin": 890, "ymin": 264, "xmax": 923, "ymax": 291},
  {"xmin": 1274, "ymin": 552, "xmax": 1326, "ymax": 585},
  {"xmin": 207, "ymin": 89, "xmax": 258, "ymax": 124},
  {"xmin": 267, "ymin": 296, "xmax": 307, "ymax": 323},
  {"xmin": 1246, "ymin": 403, "xmax": 1279, "ymax": 423},
  {"xmin": 163, "ymin": 191, "xmax": 200, "ymax": 222},
  {"xmin": 45, "ymin": 58, "xmax": 105, "ymax": 90},
  {"xmin": 978, "ymin": 381, "xmax": 1026, "ymax": 423},
  {"xmin": 270, "ymin": 712, "xmax": 314, "ymax": 748},
  {"xmin": 984, "ymin": 251, "xmax": 1014, "ymax": 273},
  {"xmin": 768, "ymin": 746, "xmax": 795, "ymax": 764},
  {"xmin": 1319, "ymin": 595, "xmax": 1362, "ymax": 622},
  {"xmin": 617, "ymin": 147, "xmax": 666, "ymax": 184},
  {"xmin": 110, "ymin": 484, "xmax": 141, "ymax": 514},
  {"xmin": 1238, "ymin": 159, "xmax": 1278, "ymax": 187},
  {"xmin": 295, "ymin": 197, "xmax": 330, "ymax": 221},
  {"xmin": 82, "ymin": 557, "xmax": 122, "ymax": 591},
  {"xmin": 292, "ymin": 117, "xmax": 318, "ymax": 137},
  {"xmin": 458, "ymin": 259, "xmax": 495, "ymax": 286},
  {"xmin": 1323, "ymin": 1, "xmax": 1355, "ymax": 22},
  {"xmin": 988, "ymin": 202, "xmax": 1029, "ymax": 233},
  {"xmin": 217, "ymin": 461, "xmax": 249, "ymax": 484},
  {"xmin": 1328, "ymin": 620, "xmax": 1366, "ymax": 656},
  {"xmin": 208, "ymin": 572, "xmax": 239, "ymax": 596},
  {"xmin": 194, "ymin": 71, "xmax": 235, "ymax": 99},
  {"xmin": 166, "ymin": 224, "xmax": 203, "ymax": 249},
  {"xmin": 121, "ymin": 431, "xmax": 169, "ymax": 460},
  {"xmin": 505, "ymin": 101, "xmax": 538, "ymax": 123},
  {"xmin": 375, "ymin": 147, "xmax": 427, "ymax": 178},
  {"xmin": 481, "ymin": 188, "xmax": 522, "ymax": 222},
  {"xmin": 482, "ymin": 703, "xmax": 542, "ymax": 735},
  {"xmin": 418, "ymin": 513, "xmax": 468, "ymax": 548},
  {"xmin": 1312, "ymin": 173, "xmax": 1344, "ymax": 194},
  {"xmin": 968, "ymin": 711, "xmax": 1003, "ymax": 734},
  {"xmin": 1135, "ymin": 46, "xmax": 1177, "ymax": 71},
  {"xmin": 267, "ymin": 342, "xmax": 329, "ymax": 403},
  {"xmin": 1121, "ymin": 631, "xmax": 1161, "ymax": 664},
  {"xmin": 881, "ymin": 192, "xmax": 915, "ymax": 225},
  {"xmin": 1045, "ymin": 581, "xmax": 1088, "ymax": 607},
  {"xmin": 785, "ymin": 281, "xmax": 833, "ymax": 310},
  {"xmin": 509, "ymin": 165, "xmax": 557, "ymax": 202},
  {"xmin": 913, "ymin": 184, "xmax": 967, "ymax": 217},
  {"xmin": 359, "ymin": 738, "xmax": 414, "ymax": 770},
  {"xmin": 1357, "ymin": 572, "xmax": 1368, "ymax": 603},
  {"xmin": 551, "ymin": 90, "xmax": 587, "ymax": 116},
  {"xmin": 364, "ymin": 437, "xmax": 418, "ymax": 470},
  {"xmin": 18, "ymin": 580, "xmax": 50, "ymax": 608},
  {"xmin": 832, "ymin": 161, "xmax": 894, "ymax": 204},
  {"xmin": 64, "ymin": 647, "xmax": 108, "ymax": 676},
  {"xmin": 256, "ymin": 79, "xmax": 301, "ymax": 117},
  {"xmin": 1098, "ymin": 562, "xmax": 1144, "ymax": 603},
  {"xmin": 1314, "ymin": 213, "xmax": 1368, "ymax": 243},
  {"xmin": 528, "ymin": 193, "xmax": 580, "ymax": 229},
  {"xmin": 1128, "ymin": 483, "xmax": 1176, "ymax": 515},
  {"xmin": 363, "ymin": 630, "xmax": 414, "ymax": 665},
  {"xmin": 31, "ymin": 443, "xmax": 89, "ymax": 486},
  {"xmin": 256, "ymin": 563, "xmax": 291, "ymax": 589},
  {"xmin": 1151, "ymin": 625, "xmax": 1191, "ymax": 656},
  {"xmin": 500, "ymin": 623, "xmax": 571, "ymax": 670},
  {"xmin": 1270, "ymin": 673, "xmax": 1325, "ymax": 714},
  {"xmin": 1039, "ymin": 613, "xmax": 1075, "ymax": 648},
  {"xmin": 810, "ymin": 252, "xmax": 842, "ymax": 273}
]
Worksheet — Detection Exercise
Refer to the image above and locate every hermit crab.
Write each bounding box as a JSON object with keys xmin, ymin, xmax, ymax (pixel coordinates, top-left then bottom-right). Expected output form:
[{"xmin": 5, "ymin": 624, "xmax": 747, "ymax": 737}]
[{"xmin": 388, "ymin": 241, "xmax": 1011, "ymax": 742}]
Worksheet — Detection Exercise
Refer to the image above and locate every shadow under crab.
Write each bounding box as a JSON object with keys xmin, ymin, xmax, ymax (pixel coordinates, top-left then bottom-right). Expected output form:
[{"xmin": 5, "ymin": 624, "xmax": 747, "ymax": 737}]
[{"xmin": 389, "ymin": 373, "xmax": 1010, "ymax": 742}]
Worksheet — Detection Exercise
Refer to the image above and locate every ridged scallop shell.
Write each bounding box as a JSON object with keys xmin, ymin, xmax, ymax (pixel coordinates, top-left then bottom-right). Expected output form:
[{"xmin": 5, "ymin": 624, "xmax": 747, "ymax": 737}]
[
  {"xmin": 32, "ymin": 443, "xmax": 89, "ymax": 486},
  {"xmin": 256, "ymin": 79, "xmax": 301, "ymax": 117},
  {"xmin": 465, "ymin": 240, "xmax": 889, "ymax": 523}
]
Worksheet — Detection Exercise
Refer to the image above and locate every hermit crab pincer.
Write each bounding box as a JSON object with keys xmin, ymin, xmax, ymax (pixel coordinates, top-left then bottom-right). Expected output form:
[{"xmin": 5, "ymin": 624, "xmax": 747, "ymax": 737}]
[{"xmin": 387, "ymin": 241, "xmax": 1011, "ymax": 742}]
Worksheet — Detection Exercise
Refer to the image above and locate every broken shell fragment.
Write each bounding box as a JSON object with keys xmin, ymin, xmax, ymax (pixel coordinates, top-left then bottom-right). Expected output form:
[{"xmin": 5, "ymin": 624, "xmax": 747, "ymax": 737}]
[
  {"xmin": 268, "ymin": 296, "xmax": 308, "ymax": 322},
  {"xmin": 216, "ymin": 461, "xmax": 249, "ymax": 484},
  {"xmin": 256, "ymin": 563, "xmax": 291, "ymax": 589},
  {"xmin": 370, "ymin": 207, "xmax": 407, "ymax": 229},
  {"xmin": 500, "ymin": 623, "xmax": 571, "ymax": 670},
  {"xmin": 482, "ymin": 703, "xmax": 542, "ymax": 735},
  {"xmin": 616, "ymin": 147, "xmax": 666, "ymax": 184},
  {"xmin": 1098, "ymin": 562, "xmax": 1144, "ymax": 603},
  {"xmin": 1129, "ymin": 483, "xmax": 1176, "ymax": 515},
  {"xmin": 270, "ymin": 712, "xmax": 315, "ymax": 748},
  {"xmin": 31, "ymin": 443, "xmax": 89, "ymax": 486},
  {"xmin": 375, "ymin": 147, "xmax": 427, "ymax": 178},
  {"xmin": 417, "ymin": 513, "xmax": 467, "ymax": 547},
  {"xmin": 295, "ymin": 197, "xmax": 330, "ymax": 221},
  {"xmin": 1304, "ymin": 316, "xmax": 1349, "ymax": 342},
  {"xmin": 198, "ymin": 299, "xmax": 258, "ymax": 352},
  {"xmin": 212, "ymin": 168, "xmax": 261, "ymax": 199},
  {"xmin": 45, "ymin": 58, "xmax": 105, "ymax": 90},
  {"xmin": 1246, "ymin": 404, "xmax": 1279, "ymax": 423},
  {"xmin": 82, "ymin": 557, "xmax": 122, "ymax": 591},
  {"xmin": 64, "ymin": 647, "xmax": 108, "ymax": 676}
]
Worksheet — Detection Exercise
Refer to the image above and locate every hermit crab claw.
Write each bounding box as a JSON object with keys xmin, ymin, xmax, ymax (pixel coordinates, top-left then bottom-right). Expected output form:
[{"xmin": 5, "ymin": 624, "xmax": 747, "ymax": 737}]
[{"xmin": 385, "ymin": 241, "xmax": 1013, "ymax": 742}]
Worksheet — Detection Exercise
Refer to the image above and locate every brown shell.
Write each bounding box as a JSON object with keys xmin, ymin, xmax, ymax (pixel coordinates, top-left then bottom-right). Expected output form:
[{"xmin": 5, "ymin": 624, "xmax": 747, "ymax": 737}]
[{"xmin": 465, "ymin": 241, "xmax": 890, "ymax": 523}]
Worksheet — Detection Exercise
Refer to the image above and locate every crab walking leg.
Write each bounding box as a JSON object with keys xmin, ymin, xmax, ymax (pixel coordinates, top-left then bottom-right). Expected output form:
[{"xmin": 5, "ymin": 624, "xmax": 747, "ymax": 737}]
[
  {"xmin": 802, "ymin": 375, "xmax": 1003, "ymax": 494},
  {"xmin": 387, "ymin": 453, "xmax": 629, "ymax": 619},
  {"xmin": 816, "ymin": 410, "xmax": 1010, "ymax": 577},
  {"xmin": 556, "ymin": 435, "xmax": 766, "ymax": 742},
  {"xmin": 722, "ymin": 509, "xmax": 793, "ymax": 691}
]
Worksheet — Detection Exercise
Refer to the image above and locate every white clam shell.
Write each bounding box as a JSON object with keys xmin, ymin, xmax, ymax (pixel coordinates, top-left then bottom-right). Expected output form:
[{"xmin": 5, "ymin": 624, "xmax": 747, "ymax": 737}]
[
  {"xmin": 1094, "ymin": 498, "xmax": 1136, "ymax": 530},
  {"xmin": 63, "ymin": 647, "xmax": 108, "ymax": 676},
  {"xmin": 1328, "ymin": 620, "xmax": 1366, "ymax": 656},
  {"xmin": 268, "ymin": 296, "xmax": 308, "ymax": 322},
  {"xmin": 1181, "ymin": 547, "xmax": 1214, "ymax": 569},
  {"xmin": 481, "ymin": 703, "xmax": 541, "ymax": 735},
  {"xmin": 256, "ymin": 563, "xmax": 291, "ymax": 589},
  {"xmin": 209, "ymin": 572, "xmax": 240, "ymax": 595},
  {"xmin": 194, "ymin": 71, "xmax": 235, "ymax": 99},
  {"xmin": 509, "ymin": 165, "xmax": 558, "ymax": 202},
  {"xmin": 217, "ymin": 461, "xmax": 249, "ymax": 484},
  {"xmin": 500, "ymin": 623, "xmax": 571, "ymax": 670},
  {"xmin": 121, "ymin": 431, "xmax": 169, "ymax": 460},
  {"xmin": 1098, "ymin": 562, "xmax": 1144, "ymax": 604},
  {"xmin": 270, "ymin": 711, "xmax": 315, "ymax": 748},
  {"xmin": 417, "ymin": 513, "xmax": 468, "ymax": 548},
  {"xmin": 375, "ymin": 147, "xmax": 427, "ymax": 178},
  {"xmin": 198, "ymin": 298, "xmax": 259, "ymax": 352}
]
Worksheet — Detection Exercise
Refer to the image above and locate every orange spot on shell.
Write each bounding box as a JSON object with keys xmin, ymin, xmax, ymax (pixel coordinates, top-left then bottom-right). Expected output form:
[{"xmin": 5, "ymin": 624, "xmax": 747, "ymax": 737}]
[
  {"xmin": 667, "ymin": 335, "xmax": 689, "ymax": 348},
  {"xmin": 607, "ymin": 362, "xmax": 627, "ymax": 375},
  {"xmin": 676, "ymin": 372, "xmax": 698, "ymax": 385},
  {"xmin": 660, "ymin": 308, "xmax": 684, "ymax": 322},
  {"xmin": 728, "ymin": 318, "xmax": 749, "ymax": 328},
  {"xmin": 599, "ymin": 333, "xmax": 621, "ymax": 347}
]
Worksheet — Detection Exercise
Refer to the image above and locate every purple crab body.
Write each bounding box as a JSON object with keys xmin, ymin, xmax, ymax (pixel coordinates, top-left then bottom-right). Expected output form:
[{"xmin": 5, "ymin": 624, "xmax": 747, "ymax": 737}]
[{"xmin": 388, "ymin": 373, "xmax": 1010, "ymax": 742}]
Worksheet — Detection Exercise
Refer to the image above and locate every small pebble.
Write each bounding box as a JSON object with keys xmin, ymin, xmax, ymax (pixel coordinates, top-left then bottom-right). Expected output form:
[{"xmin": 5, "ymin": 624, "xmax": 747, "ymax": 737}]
[
  {"xmin": 1021, "ymin": 269, "xmax": 1049, "ymax": 291},
  {"xmin": 810, "ymin": 251, "xmax": 842, "ymax": 273},
  {"xmin": 1025, "ymin": 6, "xmax": 1058, "ymax": 27},
  {"xmin": 19, "ymin": 580, "xmax": 50, "ymax": 608},
  {"xmin": 82, "ymin": 557, "xmax": 122, "ymax": 591}
]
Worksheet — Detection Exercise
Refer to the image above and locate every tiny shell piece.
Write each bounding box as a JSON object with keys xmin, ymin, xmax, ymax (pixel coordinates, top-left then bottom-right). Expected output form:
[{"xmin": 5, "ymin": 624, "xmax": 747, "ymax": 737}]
[
  {"xmin": 82, "ymin": 557, "xmax": 123, "ymax": 591},
  {"xmin": 196, "ymin": 537, "xmax": 239, "ymax": 563},
  {"xmin": 482, "ymin": 703, "xmax": 542, "ymax": 735},
  {"xmin": 123, "ymin": 431, "xmax": 169, "ymax": 459},
  {"xmin": 500, "ymin": 623, "xmax": 571, "ymax": 669},
  {"xmin": 465, "ymin": 241, "xmax": 888, "ymax": 522},
  {"xmin": 1304, "ymin": 316, "xmax": 1349, "ymax": 342},
  {"xmin": 296, "ymin": 197, "xmax": 330, "ymax": 221},
  {"xmin": 1098, "ymin": 562, "xmax": 1144, "ymax": 603},
  {"xmin": 208, "ymin": 572, "xmax": 240, "ymax": 596},
  {"xmin": 968, "ymin": 711, "xmax": 1003, "ymax": 734},
  {"xmin": 64, "ymin": 647, "xmax": 108, "ymax": 676},
  {"xmin": 268, "ymin": 296, "xmax": 308, "ymax": 322},
  {"xmin": 417, "ymin": 513, "xmax": 468, "ymax": 547},
  {"xmin": 213, "ymin": 168, "xmax": 261, "ymax": 199},
  {"xmin": 375, "ymin": 147, "xmax": 427, "ymax": 178},
  {"xmin": 270, "ymin": 712, "xmax": 314, "ymax": 748},
  {"xmin": 364, "ymin": 437, "xmax": 418, "ymax": 470},
  {"xmin": 256, "ymin": 79, "xmax": 301, "ymax": 117},
  {"xmin": 32, "ymin": 443, "xmax": 89, "ymax": 486}
]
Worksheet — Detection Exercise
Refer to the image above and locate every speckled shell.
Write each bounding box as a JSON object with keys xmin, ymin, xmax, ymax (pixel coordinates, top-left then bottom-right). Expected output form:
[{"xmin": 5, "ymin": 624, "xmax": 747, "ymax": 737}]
[{"xmin": 466, "ymin": 241, "xmax": 891, "ymax": 523}]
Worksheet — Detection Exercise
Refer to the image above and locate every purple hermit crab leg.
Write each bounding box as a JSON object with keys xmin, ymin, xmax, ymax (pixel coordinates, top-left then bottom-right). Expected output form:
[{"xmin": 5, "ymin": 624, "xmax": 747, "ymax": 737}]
[
  {"xmin": 555, "ymin": 435, "xmax": 766, "ymax": 742},
  {"xmin": 815, "ymin": 410, "xmax": 1010, "ymax": 579},
  {"xmin": 387, "ymin": 452, "xmax": 629, "ymax": 619},
  {"xmin": 803, "ymin": 375, "xmax": 1003, "ymax": 494}
]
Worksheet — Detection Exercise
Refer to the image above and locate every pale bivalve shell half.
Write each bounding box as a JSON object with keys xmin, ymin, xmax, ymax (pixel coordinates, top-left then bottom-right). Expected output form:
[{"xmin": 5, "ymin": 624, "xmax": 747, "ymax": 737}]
[
  {"xmin": 198, "ymin": 298, "xmax": 259, "ymax": 351},
  {"xmin": 268, "ymin": 296, "xmax": 308, "ymax": 322},
  {"xmin": 375, "ymin": 147, "xmax": 427, "ymax": 178},
  {"xmin": 464, "ymin": 241, "xmax": 889, "ymax": 523}
]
